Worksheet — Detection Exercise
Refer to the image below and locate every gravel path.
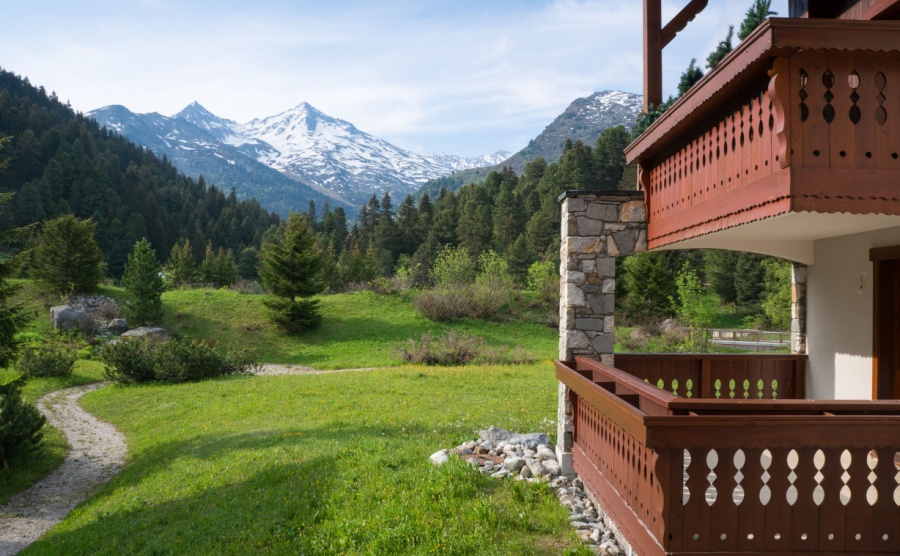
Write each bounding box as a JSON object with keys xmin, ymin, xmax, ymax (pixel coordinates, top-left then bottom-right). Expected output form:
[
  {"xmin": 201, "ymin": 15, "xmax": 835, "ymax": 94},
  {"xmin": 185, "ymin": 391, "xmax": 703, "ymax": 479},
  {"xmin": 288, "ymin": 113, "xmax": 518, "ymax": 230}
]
[
  {"xmin": 254, "ymin": 363, "xmax": 381, "ymax": 376},
  {"xmin": 0, "ymin": 383, "xmax": 126, "ymax": 556}
]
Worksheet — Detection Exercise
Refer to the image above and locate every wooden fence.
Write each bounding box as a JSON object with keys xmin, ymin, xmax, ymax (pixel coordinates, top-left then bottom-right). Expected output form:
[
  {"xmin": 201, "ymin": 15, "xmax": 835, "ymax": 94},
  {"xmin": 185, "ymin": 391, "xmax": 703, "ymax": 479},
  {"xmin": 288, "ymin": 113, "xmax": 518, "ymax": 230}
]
[{"xmin": 557, "ymin": 356, "xmax": 900, "ymax": 555}]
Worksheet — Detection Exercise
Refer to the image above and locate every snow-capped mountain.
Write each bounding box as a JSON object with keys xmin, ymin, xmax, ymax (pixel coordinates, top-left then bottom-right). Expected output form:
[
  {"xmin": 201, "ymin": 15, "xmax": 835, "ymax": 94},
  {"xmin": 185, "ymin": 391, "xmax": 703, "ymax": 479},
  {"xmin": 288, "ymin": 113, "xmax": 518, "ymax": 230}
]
[
  {"xmin": 90, "ymin": 102, "xmax": 508, "ymax": 210},
  {"xmin": 501, "ymin": 90, "xmax": 643, "ymax": 174}
]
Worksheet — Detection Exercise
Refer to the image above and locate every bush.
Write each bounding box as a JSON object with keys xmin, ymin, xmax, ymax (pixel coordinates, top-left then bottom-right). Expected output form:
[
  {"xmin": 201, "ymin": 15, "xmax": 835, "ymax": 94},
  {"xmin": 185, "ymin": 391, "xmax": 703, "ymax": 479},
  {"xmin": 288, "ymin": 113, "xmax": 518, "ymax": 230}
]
[
  {"xmin": 413, "ymin": 287, "xmax": 473, "ymax": 322},
  {"xmin": 395, "ymin": 331, "xmax": 482, "ymax": 365},
  {"xmin": 432, "ymin": 246, "xmax": 475, "ymax": 287},
  {"xmin": 526, "ymin": 260, "xmax": 559, "ymax": 305},
  {"xmin": 0, "ymin": 379, "xmax": 46, "ymax": 472},
  {"xmin": 101, "ymin": 337, "xmax": 258, "ymax": 384},
  {"xmin": 15, "ymin": 344, "xmax": 76, "ymax": 378}
]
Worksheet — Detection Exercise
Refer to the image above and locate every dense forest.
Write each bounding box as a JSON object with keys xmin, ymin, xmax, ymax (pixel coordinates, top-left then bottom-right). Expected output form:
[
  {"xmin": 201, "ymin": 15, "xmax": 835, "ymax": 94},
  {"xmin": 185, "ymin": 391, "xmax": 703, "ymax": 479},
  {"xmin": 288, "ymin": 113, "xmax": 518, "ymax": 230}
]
[{"xmin": 0, "ymin": 68, "xmax": 279, "ymax": 277}]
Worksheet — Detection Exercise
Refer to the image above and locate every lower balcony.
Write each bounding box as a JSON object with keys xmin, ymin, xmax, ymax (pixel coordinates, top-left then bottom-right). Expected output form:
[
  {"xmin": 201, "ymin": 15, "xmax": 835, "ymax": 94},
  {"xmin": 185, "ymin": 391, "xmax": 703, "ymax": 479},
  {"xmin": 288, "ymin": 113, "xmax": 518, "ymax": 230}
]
[{"xmin": 556, "ymin": 355, "xmax": 900, "ymax": 555}]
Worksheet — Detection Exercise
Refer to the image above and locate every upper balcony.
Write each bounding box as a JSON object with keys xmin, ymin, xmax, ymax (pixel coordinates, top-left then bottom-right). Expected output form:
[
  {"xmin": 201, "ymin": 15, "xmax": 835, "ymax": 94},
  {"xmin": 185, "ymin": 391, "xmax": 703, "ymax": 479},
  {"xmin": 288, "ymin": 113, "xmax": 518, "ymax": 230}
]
[{"xmin": 625, "ymin": 18, "xmax": 900, "ymax": 259}]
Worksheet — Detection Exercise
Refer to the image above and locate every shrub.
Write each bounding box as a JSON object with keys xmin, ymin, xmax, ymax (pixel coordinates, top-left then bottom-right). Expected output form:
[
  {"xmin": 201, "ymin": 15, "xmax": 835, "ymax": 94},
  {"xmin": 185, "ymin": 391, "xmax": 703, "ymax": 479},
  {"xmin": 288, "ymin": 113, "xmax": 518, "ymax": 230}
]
[
  {"xmin": 413, "ymin": 287, "xmax": 473, "ymax": 322},
  {"xmin": 432, "ymin": 246, "xmax": 475, "ymax": 287},
  {"xmin": 526, "ymin": 260, "xmax": 559, "ymax": 305},
  {"xmin": 15, "ymin": 344, "xmax": 77, "ymax": 378},
  {"xmin": 395, "ymin": 331, "xmax": 482, "ymax": 365},
  {"xmin": 228, "ymin": 279, "xmax": 264, "ymax": 295},
  {"xmin": 101, "ymin": 337, "xmax": 258, "ymax": 384},
  {"xmin": 101, "ymin": 339, "xmax": 157, "ymax": 384},
  {"xmin": 0, "ymin": 379, "xmax": 46, "ymax": 472}
]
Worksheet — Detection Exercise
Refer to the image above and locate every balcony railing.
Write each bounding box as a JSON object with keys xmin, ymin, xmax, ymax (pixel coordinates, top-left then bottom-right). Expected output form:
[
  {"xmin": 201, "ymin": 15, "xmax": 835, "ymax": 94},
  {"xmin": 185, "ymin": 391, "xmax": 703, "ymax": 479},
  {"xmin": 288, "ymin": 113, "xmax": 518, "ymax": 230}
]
[
  {"xmin": 557, "ymin": 356, "xmax": 900, "ymax": 555},
  {"xmin": 615, "ymin": 352, "xmax": 805, "ymax": 399},
  {"xmin": 625, "ymin": 18, "xmax": 900, "ymax": 249}
]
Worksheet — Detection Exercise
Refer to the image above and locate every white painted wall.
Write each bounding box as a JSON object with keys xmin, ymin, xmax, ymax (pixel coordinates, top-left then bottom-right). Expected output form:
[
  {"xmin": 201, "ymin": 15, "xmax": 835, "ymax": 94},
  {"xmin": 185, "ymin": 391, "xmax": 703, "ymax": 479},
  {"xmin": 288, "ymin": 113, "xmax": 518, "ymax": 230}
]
[{"xmin": 807, "ymin": 226, "xmax": 900, "ymax": 400}]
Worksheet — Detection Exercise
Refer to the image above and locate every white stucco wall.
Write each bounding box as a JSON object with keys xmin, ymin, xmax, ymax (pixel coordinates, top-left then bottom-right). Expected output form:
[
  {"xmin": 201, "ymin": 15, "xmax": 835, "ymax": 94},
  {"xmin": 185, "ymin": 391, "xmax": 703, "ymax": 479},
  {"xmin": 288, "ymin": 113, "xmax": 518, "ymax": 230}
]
[{"xmin": 807, "ymin": 226, "xmax": 900, "ymax": 400}]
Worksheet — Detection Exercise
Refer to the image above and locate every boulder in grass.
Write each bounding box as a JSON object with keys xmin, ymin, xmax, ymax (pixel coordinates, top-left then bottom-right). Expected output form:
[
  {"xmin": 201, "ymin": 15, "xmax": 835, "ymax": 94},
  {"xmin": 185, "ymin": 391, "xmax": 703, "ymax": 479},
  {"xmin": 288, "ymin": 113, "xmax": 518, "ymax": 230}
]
[
  {"xmin": 430, "ymin": 449, "xmax": 450, "ymax": 465},
  {"xmin": 121, "ymin": 327, "xmax": 170, "ymax": 341},
  {"xmin": 50, "ymin": 305, "xmax": 93, "ymax": 332}
]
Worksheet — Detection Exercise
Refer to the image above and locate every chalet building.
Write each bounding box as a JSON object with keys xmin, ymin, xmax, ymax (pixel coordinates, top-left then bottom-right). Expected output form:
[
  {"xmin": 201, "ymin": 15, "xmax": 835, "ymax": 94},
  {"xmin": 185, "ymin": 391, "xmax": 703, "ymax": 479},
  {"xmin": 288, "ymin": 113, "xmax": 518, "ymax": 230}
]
[{"xmin": 555, "ymin": 1, "xmax": 900, "ymax": 554}]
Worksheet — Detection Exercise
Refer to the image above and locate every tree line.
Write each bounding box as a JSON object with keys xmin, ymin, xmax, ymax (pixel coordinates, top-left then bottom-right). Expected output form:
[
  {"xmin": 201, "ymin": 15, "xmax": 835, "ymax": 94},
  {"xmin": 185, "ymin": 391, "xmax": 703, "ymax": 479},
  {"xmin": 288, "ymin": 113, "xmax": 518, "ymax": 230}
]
[{"xmin": 0, "ymin": 68, "xmax": 279, "ymax": 277}]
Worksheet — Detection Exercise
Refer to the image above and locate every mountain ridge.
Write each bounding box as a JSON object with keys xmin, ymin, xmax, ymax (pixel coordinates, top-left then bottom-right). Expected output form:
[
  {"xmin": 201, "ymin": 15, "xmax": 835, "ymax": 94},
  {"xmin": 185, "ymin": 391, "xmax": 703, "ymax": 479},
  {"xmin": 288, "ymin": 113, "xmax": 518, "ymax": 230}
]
[{"xmin": 89, "ymin": 102, "xmax": 509, "ymax": 212}]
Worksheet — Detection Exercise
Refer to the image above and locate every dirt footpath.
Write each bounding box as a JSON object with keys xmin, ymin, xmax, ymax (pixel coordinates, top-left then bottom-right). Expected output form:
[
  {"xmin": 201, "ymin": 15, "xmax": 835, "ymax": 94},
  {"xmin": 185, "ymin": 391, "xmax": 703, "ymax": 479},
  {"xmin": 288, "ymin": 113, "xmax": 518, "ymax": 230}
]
[{"xmin": 0, "ymin": 383, "xmax": 126, "ymax": 556}]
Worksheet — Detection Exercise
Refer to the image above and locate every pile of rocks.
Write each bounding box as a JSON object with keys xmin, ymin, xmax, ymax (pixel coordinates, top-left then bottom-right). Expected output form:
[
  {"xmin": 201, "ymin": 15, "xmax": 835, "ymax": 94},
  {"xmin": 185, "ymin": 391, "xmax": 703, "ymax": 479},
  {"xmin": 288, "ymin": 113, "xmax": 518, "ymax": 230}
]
[
  {"xmin": 430, "ymin": 426, "xmax": 623, "ymax": 555},
  {"xmin": 49, "ymin": 295, "xmax": 169, "ymax": 341}
]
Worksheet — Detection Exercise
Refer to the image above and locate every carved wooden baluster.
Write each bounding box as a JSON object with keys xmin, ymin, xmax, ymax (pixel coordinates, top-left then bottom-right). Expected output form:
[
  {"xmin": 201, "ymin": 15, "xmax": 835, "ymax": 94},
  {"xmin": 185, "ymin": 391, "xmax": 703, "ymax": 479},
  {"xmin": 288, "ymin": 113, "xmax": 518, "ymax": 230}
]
[
  {"xmin": 818, "ymin": 447, "xmax": 847, "ymax": 549},
  {"xmin": 845, "ymin": 447, "xmax": 873, "ymax": 552},
  {"xmin": 870, "ymin": 447, "xmax": 900, "ymax": 552},
  {"xmin": 710, "ymin": 447, "xmax": 739, "ymax": 552},
  {"xmin": 737, "ymin": 447, "xmax": 766, "ymax": 551},
  {"xmin": 791, "ymin": 446, "xmax": 820, "ymax": 550},
  {"xmin": 683, "ymin": 448, "xmax": 712, "ymax": 552},
  {"xmin": 764, "ymin": 446, "xmax": 792, "ymax": 550}
]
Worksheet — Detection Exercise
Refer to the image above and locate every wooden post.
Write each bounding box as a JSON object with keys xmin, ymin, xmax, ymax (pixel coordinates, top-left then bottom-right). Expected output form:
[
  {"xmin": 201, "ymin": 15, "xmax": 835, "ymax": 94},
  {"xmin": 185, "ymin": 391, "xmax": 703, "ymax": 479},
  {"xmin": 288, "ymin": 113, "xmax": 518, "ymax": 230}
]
[{"xmin": 643, "ymin": 0, "xmax": 663, "ymax": 112}]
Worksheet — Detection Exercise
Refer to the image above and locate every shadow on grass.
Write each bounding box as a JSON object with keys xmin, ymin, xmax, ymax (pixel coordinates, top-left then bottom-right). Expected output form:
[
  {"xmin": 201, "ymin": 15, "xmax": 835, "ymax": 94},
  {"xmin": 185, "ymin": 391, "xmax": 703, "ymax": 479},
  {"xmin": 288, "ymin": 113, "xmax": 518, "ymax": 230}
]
[{"xmin": 23, "ymin": 422, "xmax": 415, "ymax": 555}]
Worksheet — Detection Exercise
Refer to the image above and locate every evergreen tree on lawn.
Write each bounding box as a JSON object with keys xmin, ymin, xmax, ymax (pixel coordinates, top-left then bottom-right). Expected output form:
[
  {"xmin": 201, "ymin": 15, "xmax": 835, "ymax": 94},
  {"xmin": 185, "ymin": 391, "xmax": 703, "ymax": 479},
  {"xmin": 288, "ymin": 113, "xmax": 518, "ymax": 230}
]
[
  {"xmin": 163, "ymin": 239, "xmax": 197, "ymax": 289},
  {"xmin": 122, "ymin": 238, "xmax": 165, "ymax": 326},
  {"xmin": 259, "ymin": 213, "xmax": 325, "ymax": 333},
  {"xmin": 29, "ymin": 214, "xmax": 105, "ymax": 295}
]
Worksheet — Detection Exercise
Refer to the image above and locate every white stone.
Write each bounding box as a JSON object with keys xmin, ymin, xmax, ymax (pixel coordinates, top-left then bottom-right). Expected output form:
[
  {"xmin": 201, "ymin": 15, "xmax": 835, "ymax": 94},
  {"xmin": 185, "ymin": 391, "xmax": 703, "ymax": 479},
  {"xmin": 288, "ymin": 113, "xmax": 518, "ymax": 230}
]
[
  {"xmin": 430, "ymin": 450, "xmax": 450, "ymax": 465},
  {"xmin": 563, "ymin": 283, "xmax": 586, "ymax": 307},
  {"xmin": 582, "ymin": 259, "xmax": 596, "ymax": 274}
]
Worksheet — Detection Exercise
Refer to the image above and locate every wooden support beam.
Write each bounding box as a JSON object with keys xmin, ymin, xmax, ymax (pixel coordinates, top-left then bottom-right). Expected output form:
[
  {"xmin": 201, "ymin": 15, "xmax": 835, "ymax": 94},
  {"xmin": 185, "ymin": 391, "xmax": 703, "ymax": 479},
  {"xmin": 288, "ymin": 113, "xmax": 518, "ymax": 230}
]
[
  {"xmin": 661, "ymin": 0, "xmax": 709, "ymax": 47},
  {"xmin": 643, "ymin": 0, "xmax": 663, "ymax": 111}
]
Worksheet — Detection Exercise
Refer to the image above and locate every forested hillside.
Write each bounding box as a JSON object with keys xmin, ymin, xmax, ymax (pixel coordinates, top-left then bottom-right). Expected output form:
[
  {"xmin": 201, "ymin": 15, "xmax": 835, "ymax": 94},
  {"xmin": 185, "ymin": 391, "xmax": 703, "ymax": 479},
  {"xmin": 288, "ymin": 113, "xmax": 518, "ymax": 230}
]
[
  {"xmin": 310, "ymin": 127, "xmax": 634, "ymax": 288},
  {"xmin": 0, "ymin": 69, "xmax": 279, "ymax": 277}
]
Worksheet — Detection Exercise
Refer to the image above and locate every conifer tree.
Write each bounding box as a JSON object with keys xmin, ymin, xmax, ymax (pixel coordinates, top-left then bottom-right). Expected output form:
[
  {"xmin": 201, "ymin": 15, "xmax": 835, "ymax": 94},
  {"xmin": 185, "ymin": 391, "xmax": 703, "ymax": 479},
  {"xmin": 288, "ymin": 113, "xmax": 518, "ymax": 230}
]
[
  {"xmin": 122, "ymin": 238, "xmax": 165, "ymax": 326},
  {"xmin": 706, "ymin": 26, "xmax": 734, "ymax": 69},
  {"xmin": 29, "ymin": 214, "xmax": 104, "ymax": 294},
  {"xmin": 0, "ymin": 192, "xmax": 30, "ymax": 368},
  {"xmin": 259, "ymin": 213, "xmax": 324, "ymax": 333},
  {"xmin": 163, "ymin": 239, "xmax": 197, "ymax": 289},
  {"xmin": 738, "ymin": 0, "xmax": 776, "ymax": 40},
  {"xmin": 0, "ymin": 379, "xmax": 46, "ymax": 474}
]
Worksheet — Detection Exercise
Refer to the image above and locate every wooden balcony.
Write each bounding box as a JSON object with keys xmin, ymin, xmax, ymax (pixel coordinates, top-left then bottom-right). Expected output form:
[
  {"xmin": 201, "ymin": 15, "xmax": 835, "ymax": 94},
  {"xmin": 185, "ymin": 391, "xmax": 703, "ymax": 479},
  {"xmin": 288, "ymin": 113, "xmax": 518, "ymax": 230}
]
[
  {"xmin": 625, "ymin": 18, "xmax": 900, "ymax": 252},
  {"xmin": 556, "ymin": 356, "xmax": 900, "ymax": 555}
]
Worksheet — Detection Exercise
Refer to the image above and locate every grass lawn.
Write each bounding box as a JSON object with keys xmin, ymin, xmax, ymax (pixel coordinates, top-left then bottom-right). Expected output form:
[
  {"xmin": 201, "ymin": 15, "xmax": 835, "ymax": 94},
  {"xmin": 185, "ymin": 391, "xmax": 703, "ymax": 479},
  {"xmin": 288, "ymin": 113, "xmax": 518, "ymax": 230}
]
[
  {"xmin": 161, "ymin": 289, "xmax": 558, "ymax": 368},
  {"xmin": 23, "ymin": 363, "xmax": 590, "ymax": 555}
]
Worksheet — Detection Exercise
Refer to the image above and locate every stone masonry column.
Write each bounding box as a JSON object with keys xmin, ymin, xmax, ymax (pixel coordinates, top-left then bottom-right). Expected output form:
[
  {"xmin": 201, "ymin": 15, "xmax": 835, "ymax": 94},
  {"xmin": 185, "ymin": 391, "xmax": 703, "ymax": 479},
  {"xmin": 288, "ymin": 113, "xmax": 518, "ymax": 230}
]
[{"xmin": 556, "ymin": 190, "xmax": 647, "ymax": 475}]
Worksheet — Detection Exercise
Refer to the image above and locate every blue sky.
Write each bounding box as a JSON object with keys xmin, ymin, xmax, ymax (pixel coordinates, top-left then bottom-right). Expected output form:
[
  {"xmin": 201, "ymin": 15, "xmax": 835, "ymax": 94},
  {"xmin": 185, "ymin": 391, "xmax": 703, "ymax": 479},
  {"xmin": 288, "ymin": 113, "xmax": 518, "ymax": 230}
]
[{"xmin": 1, "ymin": 1, "xmax": 788, "ymax": 157}]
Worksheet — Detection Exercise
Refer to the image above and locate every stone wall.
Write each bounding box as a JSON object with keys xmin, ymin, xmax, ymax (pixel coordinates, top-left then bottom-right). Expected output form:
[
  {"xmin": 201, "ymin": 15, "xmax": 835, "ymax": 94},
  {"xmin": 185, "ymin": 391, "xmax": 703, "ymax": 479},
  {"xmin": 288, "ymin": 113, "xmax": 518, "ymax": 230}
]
[{"xmin": 556, "ymin": 190, "xmax": 647, "ymax": 475}]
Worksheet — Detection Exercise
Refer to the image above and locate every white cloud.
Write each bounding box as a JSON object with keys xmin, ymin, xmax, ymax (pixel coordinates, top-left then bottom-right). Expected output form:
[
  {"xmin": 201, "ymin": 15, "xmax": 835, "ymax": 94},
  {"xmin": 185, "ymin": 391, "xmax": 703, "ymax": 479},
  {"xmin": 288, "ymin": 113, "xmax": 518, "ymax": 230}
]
[{"xmin": 0, "ymin": 0, "xmax": 789, "ymax": 156}]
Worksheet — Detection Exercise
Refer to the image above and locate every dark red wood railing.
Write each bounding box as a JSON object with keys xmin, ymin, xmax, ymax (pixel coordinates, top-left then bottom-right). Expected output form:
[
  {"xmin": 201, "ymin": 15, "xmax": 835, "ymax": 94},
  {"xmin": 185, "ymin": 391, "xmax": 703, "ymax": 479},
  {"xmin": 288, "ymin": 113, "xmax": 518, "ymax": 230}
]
[
  {"xmin": 615, "ymin": 353, "xmax": 806, "ymax": 399},
  {"xmin": 557, "ymin": 356, "xmax": 900, "ymax": 555}
]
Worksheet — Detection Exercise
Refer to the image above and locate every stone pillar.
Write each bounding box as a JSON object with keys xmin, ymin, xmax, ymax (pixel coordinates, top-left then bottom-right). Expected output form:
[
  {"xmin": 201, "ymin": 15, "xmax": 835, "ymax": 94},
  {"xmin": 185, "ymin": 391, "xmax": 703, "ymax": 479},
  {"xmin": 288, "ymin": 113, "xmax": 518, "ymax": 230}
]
[
  {"xmin": 791, "ymin": 263, "xmax": 807, "ymax": 354},
  {"xmin": 556, "ymin": 191, "xmax": 647, "ymax": 475}
]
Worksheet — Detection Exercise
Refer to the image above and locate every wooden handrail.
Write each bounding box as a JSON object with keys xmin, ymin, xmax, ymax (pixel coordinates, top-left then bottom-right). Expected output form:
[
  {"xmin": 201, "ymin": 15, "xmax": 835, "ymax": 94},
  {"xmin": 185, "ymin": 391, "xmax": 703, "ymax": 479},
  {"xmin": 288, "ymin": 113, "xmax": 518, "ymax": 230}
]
[{"xmin": 558, "ymin": 357, "xmax": 900, "ymax": 555}]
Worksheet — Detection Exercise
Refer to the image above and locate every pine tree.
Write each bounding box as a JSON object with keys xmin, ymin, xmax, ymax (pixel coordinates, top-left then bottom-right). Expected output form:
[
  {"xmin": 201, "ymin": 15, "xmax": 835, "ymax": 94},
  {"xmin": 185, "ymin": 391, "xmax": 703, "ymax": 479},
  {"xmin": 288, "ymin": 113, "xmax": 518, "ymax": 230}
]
[
  {"xmin": 29, "ymin": 214, "xmax": 105, "ymax": 294},
  {"xmin": 738, "ymin": 0, "xmax": 776, "ymax": 40},
  {"xmin": 677, "ymin": 59, "xmax": 704, "ymax": 96},
  {"xmin": 593, "ymin": 126, "xmax": 630, "ymax": 190},
  {"xmin": 505, "ymin": 234, "xmax": 536, "ymax": 285},
  {"xmin": 0, "ymin": 379, "xmax": 46, "ymax": 474},
  {"xmin": 259, "ymin": 213, "xmax": 324, "ymax": 333},
  {"xmin": 706, "ymin": 26, "xmax": 734, "ymax": 69},
  {"xmin": 122, "ymin": 238, "xmax": 165, "ymax": 326},
  {"xmin": 163, "ymin": 239, "xmax": 197, "ymax": 289},
  {"xmin": 0, "ymin": 192, "xmax": 30, "ymax": 368}
]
